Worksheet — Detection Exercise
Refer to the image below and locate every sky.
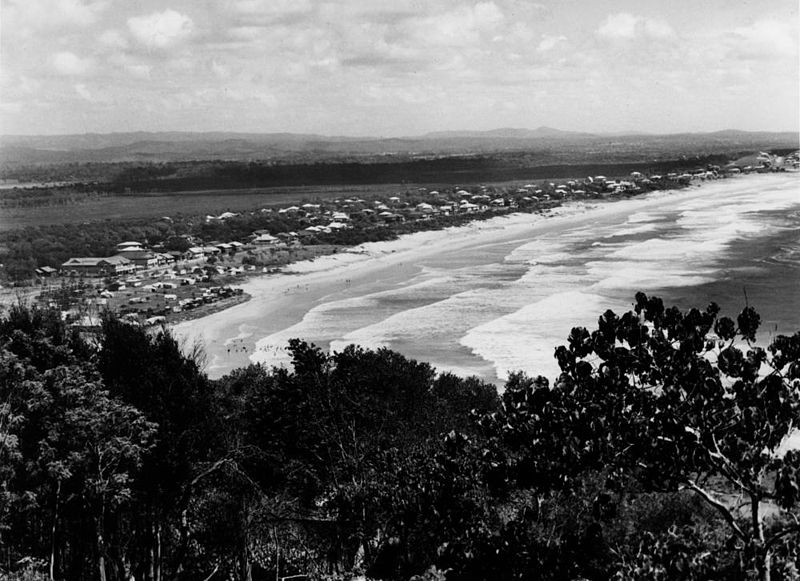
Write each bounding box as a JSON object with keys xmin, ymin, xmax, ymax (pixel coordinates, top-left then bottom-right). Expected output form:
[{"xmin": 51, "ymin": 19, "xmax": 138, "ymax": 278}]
[{"xmin": 1, "ymin": 0, "xmax": 798, "ymax": 136}]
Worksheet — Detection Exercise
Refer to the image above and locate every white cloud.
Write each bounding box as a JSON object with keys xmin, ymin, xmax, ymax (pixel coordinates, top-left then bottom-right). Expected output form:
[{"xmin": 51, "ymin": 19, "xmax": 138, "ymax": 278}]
[
  {"xmin": 642, "ymin": 19, "xmax": 674, "ymax": 39},
  {"xmin": 234, "ymin": 0, "xmax": 312, "ymax": 17},
  {"xmin": 0, "ymin": 101, "xmax": 25, "ymax": 114},
  {"xmin": 127, "ymin": 64, "xmax": 153, "ymax": 79},
  {"xmin": 211, "ymin": 60, "xmax": 230, "ymax": 79},
  {"xmin": 597, "ymin": 13, "xmax": 638, "ymax": 39},
  {"xmin": 418, "ymin": 2, "xmax": 505, "ymax": 47},
  {"xmin": 52, "ymin": 51, "xmax": 92, "ymax": 75},
  {"xmin": 731, "ymin": 19, "xmax": 797, "ymax": 59},
  {"xmin": 596, "ymin": 13, "xmax": 674, "ymax": 41},
  {"xmin": 537, "ymin": 34, "xmax": 567, "ymax": 52},
  {"xmin": 128, "ymin": 9, "xmax": 194, "ymax": 49},
  {"xmin": 99, "ymin": 29, "xmax": 129, "ymax": 49},
  {"xmin": 74, "ymin": 83, "xmax": 113, "ymax": 104},
  {"xmin": 74, "ymin": 83, "xmax": 94, "ymax": 101},
  {"xmin": 3, "ymin": 0, "xmax": 105, "ymax": 32}
]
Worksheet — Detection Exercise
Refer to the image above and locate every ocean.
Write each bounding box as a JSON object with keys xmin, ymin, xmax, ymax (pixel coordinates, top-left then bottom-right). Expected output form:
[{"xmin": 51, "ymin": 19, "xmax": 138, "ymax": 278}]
[{"xmin": 234, "ymin": 173, "xmax": 799, "ymax": 385}]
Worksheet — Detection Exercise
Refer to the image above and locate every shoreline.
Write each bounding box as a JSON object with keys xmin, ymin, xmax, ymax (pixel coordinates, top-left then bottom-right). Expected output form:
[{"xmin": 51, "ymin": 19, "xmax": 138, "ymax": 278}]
[{"xmin": 173, "ymin": 175, "xmax": 777, "ymax": 379}]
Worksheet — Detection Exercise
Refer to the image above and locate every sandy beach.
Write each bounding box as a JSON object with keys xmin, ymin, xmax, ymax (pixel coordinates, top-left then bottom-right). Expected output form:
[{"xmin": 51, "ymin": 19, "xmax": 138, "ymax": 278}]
[
  {"xmin": 173, "ymin": 204, "xmax": 588, "ymax": 376},
  {"xmin": 172, "ymin": 175, "xmax": 799, "ymax": 380}
]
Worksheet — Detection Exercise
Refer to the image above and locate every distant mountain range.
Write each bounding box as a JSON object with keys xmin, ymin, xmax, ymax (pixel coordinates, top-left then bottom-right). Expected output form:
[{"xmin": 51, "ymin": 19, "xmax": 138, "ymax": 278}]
[
  {"xmin": 419, "ymin": 126, "xmax": 598, "ymax": 139},
  {"xmin": 1, "ymin": 128, "xmax": 797, "ymax": 166}
]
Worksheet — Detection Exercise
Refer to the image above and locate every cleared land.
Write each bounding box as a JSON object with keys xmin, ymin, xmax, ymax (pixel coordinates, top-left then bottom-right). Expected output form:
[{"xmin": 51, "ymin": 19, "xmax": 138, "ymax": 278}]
[{"xmin": 0, "ymin": 184, "xmax": 405, "ymax": 231}]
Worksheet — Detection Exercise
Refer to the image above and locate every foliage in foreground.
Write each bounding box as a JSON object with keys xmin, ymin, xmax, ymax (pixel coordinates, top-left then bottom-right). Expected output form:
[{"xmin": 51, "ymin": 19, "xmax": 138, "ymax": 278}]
[{"xmin": 1, "ymin": 293, "xmax": 799, "ymax": 580}]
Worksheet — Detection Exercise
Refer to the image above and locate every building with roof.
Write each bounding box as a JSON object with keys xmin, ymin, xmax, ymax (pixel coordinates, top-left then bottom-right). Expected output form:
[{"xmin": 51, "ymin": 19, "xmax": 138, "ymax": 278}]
[
  {"xmin": 115, "ymin": 250, "xmax": 160, "ymax": 269},
  {"xmin": 252, "ymin": 233, "xmax": 279, "ymax": 245},
  {"xmin": 116, "ymin": 241, "xmax": 145, "ymax": 253},
  {"xmin": 61, "ymin": 256, "xmax": 134, "ymax": 277},
  {"xmin": 35, "ymin": 266, "xmax": 58, "ymax": 277}
]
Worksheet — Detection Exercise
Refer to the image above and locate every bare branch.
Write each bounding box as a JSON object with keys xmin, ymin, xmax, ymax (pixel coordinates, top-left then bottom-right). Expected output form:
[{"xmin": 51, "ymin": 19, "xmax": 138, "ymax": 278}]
[
  {"xmin": 201, "ymin": 563, "xmax": 220, "ymax": 581},
  {"xmin": 764, "ymin": 523, "xmax": 800, "ymax": 553},
  {"xmin": 683, "ymin": 480, "xmax": 747, "ymax": 541}
]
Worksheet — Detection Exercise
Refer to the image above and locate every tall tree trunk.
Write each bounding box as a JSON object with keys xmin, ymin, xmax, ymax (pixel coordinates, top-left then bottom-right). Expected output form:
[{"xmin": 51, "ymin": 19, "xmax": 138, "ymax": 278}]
[
  {"xmin": 272, "ymin": 524, "xmax": 280, "ymax": 581},
  {"xmin": 155, "ymin": 520, "xmax": 162, "ymax": 581},
  {"xmin": 240, "ymin": 504, "xmax": 252, "ymax": 581},
  {"xmin": 147, "ymin": 514, "xmax": 155, "ymax": 581},
  {"xmin": 50, "ymin": 481, "xmax": 61, "ymax": 581},
  {"xmin": 752, "ymin": 496, "xmax": 770, "ymax": 581},
  {"xmin": 97, "ymin": 522, "xmax": 107, "ymax": 581}
]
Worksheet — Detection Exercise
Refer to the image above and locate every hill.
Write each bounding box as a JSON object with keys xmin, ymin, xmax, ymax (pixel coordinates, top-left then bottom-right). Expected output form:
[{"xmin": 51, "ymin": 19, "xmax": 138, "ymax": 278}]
[{"xmin": 1, "ymin": 129, "xmax": 797, "ymax": 167}]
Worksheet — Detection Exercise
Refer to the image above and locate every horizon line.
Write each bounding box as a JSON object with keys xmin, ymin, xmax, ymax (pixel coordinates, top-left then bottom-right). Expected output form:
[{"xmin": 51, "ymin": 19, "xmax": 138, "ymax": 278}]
[{"xmin": 2, "ymin": 127, "xmax": 800, "ymax": 141}]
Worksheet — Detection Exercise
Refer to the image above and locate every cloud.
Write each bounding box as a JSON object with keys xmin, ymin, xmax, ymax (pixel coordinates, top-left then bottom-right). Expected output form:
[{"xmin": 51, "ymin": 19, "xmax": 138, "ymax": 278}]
[
  {"xmin": 537, "ymin": 34, "xmax": 567, "ymax": 52},
  {"xmin": 730, "ymin": 19, "xmax": 797, "ymax": 59},
  {"xmin": 128, "ymin": 9, "xmax": 194, "ymax": 49},
  {"xmin": 127, "ymin": 64, "xmax": 153, "ymax": 79},
  {"xmin": 233, "ymin": 0, "xmax": 312, "ymax": 17},
  {"xmin": 74, "ymin": 83, "xmax": 94, "ymax": 101},
  {"xmin": 3, "ymin": 0, "xmax": 105, "ymax": 32},
  {"xmin": 596, "ymin": 13, "xmax": 674, "ymax": 41},
  {"xmin": 418, "ymin": 2, "xmax": 506, "ymax": 47},
  {"xmin": 99, "ymin": 29, "xmax": 129, "ymax": 49},
  {"xmin": 52, "ymin": 51, "xmax": 92, "ymax": 75}
]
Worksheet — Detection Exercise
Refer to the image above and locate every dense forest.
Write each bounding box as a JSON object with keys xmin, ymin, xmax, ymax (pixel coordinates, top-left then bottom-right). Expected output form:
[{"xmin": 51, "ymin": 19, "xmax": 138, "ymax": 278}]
[
  {"xmin": 108, "ymin": 155, "xmax": 732, "ymax": 193},
  {"xmin": 2, "ymin": 293, "xmax": 800, "ymax": 580}
]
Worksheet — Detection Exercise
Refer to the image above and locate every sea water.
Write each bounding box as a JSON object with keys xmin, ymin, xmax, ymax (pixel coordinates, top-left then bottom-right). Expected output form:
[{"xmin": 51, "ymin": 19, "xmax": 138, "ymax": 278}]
[{"xmin": 250, "ymin": 173, "xmax": 800, "ymax": 385}]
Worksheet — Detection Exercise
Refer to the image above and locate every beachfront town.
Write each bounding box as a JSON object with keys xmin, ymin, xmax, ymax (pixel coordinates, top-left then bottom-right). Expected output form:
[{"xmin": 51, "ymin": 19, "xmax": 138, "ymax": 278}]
[{"xmin": 13, "ymin": 156, "xmax": 795, "ymax": 331}]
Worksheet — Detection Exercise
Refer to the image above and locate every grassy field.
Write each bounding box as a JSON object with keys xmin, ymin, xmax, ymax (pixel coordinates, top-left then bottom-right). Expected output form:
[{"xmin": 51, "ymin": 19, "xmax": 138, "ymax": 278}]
[{"xmin": 0, "ymin": 183, "xmax": 412, "ymax": 231}]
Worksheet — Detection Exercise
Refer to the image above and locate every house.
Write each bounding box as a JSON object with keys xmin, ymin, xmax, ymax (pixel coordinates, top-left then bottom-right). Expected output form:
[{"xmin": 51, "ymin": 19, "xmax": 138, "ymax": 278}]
[
  {"xmin": 116, "ymin": 250, "xmax": 160, "ymax": 269},
  {"xmin": 378, "ymin": 211, "xmax": 403, "ymax": 223},
  {"xmin": 186, "ymin": 246, "xmax": 205, "ymax": 259},
  {"xmin": 36, "ymin": 266, "xmax": 58, "ymax": 277},
  {"xmin": 116, "ymin": 241, "xmax": 144, "ymax": 253},
  {"xmin": 252, "ymin": 233, "xmax": 279, "ymax": 245},
  {"xmin": 61, "ymin": 256, "xmax": 134, "ymax": 277}
]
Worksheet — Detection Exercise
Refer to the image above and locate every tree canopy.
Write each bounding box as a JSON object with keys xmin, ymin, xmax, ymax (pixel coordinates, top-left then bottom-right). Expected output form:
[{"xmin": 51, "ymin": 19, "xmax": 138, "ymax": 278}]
[{"xmin": 1, "ymin": 294, "xmax": 799, "ymax": 580}]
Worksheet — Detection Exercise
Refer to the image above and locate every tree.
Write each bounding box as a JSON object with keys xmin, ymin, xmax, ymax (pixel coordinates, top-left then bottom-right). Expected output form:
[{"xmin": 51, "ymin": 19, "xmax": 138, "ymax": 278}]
[
  {"xmin": 97, "ymin": 316, "xmax": 219, "ymax": 581},
  {"xmin": 28, "ymin": 366, "xmax": 156, "ymax": 581},
  {"xmin": 0, "ymin": 309, "xmax": 155, "ymax": 581},
  {"xmin": 491, "ymin": 293, "xmax": 800, "ymax": 579},
  {"xmin": 213, "ymin": 343, "xmax": 500, "ymax": 579}
]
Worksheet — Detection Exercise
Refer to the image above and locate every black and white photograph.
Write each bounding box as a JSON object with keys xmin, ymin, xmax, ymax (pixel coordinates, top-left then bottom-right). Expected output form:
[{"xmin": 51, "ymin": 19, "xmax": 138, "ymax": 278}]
[{"xmin": 1, "ymin": 0, "xmax": 799, "ymax": 579}]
